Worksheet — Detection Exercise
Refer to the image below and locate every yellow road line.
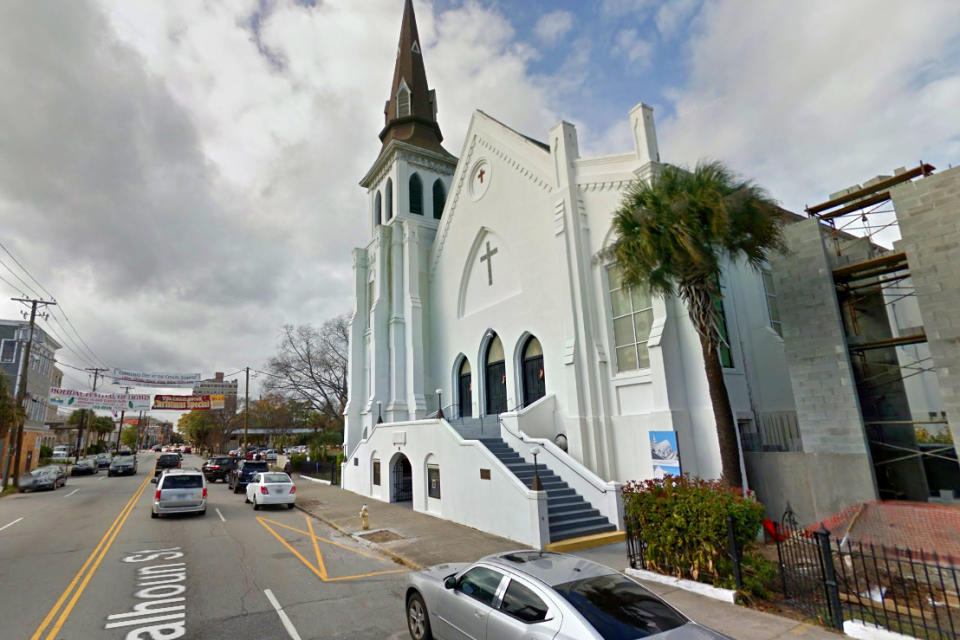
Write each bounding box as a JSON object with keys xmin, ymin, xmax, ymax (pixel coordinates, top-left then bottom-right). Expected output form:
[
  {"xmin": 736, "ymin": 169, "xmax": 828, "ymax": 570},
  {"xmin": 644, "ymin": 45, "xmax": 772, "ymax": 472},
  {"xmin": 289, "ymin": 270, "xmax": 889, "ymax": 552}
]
[
  {"xmin": 45, "ymin": 475, "xmax": 151, "ymax": 639},
  {"xmin": 259, "ymin": 517, "xmax": 385, "ymax": 560},
  {"xmin": 305, "ymin": 515, "xmax": 328, "ymax": 580},
  {"xmin": 256, "ymin": 517, "xmax": 406, "ymax": 582},
  {"xmin": 30, "ymin": 473, "xmax": 151, "ymax": 640}
]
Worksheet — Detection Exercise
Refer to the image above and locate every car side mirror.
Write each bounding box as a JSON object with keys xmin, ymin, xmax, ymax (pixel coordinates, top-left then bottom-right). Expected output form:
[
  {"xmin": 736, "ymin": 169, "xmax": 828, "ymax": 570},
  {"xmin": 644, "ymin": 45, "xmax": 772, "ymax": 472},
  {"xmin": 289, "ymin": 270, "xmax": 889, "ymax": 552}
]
[{"xmin": 443, "ymin": 575, "xmax": 457, "ymax": 590}]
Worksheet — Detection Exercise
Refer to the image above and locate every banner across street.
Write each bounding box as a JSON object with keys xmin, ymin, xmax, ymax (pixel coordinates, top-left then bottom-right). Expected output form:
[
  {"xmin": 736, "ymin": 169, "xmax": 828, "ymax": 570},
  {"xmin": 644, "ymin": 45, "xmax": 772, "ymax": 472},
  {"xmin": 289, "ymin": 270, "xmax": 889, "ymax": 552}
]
[
  {"xmin": 152, "ymin": 394, "xmax": 225, "ymax": 410},
  {"xmin": 48, "ymin": 388, "xmax": 152, "ymax": 412},
  {"xmin": 110, "ymin": 368, "xmax": 202, "ymax": 387}
]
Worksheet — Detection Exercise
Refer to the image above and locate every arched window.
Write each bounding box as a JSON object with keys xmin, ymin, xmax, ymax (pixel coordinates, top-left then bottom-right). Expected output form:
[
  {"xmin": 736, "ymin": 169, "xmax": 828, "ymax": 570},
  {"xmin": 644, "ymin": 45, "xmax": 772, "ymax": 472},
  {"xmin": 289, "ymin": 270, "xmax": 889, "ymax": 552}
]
[
  {"xmin": 484, "ymin": 333, "xmax": 507, "ymax": 415},
  {"xmin": 409, "ymin": 173, "xmax": 423, "ymax": 215},
  {"xmin": 397, "ymin": 84, "xmax": 411, "ymax": 118},
  {"xmin": 521, "ymin": 336, "xmax": 545, "ymax": 407},
  {"xmin": 374, "ymin": 191, "xmax": 382, "ymax": 226},
  {"xmin": 385, "ymin": 179, "xmax": 393, "ymax": 221},
  {"xmin": 457, "ymin": 358, "xmax": 472, "ymax": 418},
  {"xmin": 432, "ymin": 179, "xmax": 446, "ymax": 220}
]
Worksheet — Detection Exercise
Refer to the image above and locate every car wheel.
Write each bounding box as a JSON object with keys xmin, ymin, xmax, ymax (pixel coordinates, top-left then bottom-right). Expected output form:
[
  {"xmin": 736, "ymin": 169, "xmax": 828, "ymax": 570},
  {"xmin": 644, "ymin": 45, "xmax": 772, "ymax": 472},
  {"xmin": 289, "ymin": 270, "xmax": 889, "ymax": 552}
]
[
  {"xmin": 253, "ymin": 497, "xmax": 261, "ymax": 511},
  {"xmin": 198, "ymin": 509, "xmax": 206, "ymax": 517},
  {"xmin": 286, "ymin": 503, "xmax": 295, "ymax": 510},
  {"xmin": 244, "ymin": 494, "xmax": 250, "ymax": 504},
  {"xmin": 406, "ymin": 593, "xmax": 432, "ymax": 640},
  {"xmin": 151, "ymin": 511, "xmax": 158, "ymax": 519}
]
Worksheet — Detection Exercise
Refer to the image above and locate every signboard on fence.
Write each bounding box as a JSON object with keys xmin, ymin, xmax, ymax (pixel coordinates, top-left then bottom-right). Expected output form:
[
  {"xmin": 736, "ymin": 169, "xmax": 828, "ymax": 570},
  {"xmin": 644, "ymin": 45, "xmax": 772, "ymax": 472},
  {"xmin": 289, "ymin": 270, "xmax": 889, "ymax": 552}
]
[
  {"xmin": 48, "ymin": 388, "xmax": 152, "ymax": 412},
  {"xmin": 111, "ymin": 369, "xmax": 202, "ymax": 387},
  {"xmin": 650, "ymin": 430, "xmax": 681, "ymax": 479},
  {"xmin": 152, "ymin": 394, "xmax": 225, "ymax": 411}
]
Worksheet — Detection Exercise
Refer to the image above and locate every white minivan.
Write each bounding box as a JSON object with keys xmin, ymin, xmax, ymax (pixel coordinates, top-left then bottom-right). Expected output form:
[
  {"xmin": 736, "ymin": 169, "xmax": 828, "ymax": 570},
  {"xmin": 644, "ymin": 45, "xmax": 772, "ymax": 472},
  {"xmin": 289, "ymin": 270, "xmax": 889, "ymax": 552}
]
[
  {"xmin": 52, "ymin": 445, "xmax": 70, "ymax": 459},
  {"xmin": 152, "ymin": 469, "xmax": 207, "ymax": 518}
]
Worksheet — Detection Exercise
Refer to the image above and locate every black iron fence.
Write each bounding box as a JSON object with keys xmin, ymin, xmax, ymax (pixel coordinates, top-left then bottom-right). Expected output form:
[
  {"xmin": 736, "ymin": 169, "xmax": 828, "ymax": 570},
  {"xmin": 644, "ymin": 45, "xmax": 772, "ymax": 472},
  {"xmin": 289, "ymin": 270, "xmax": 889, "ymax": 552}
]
[
  {"xmin": 776, "ymin": 518, "xmax": 960, "ymax": 638},
  {"xmin": 625, "ymin": 512, "xmax": 745, "ymax": 591},
  {"xmin": 289, "ymin": 456, "xmax": 339, "ymax": 485}
]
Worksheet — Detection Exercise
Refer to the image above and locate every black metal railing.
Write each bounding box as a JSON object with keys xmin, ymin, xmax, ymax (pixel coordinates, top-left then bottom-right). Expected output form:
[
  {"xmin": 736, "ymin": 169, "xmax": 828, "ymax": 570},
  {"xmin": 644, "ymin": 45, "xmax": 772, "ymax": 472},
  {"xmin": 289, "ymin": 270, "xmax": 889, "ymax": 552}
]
[
  {"xmin": 625, "ymin": 511, "xmax": 745, "ymax": 591},
  {"xmin": 776, "ymin": 517, "xmax": 960, "ymax": 638}
]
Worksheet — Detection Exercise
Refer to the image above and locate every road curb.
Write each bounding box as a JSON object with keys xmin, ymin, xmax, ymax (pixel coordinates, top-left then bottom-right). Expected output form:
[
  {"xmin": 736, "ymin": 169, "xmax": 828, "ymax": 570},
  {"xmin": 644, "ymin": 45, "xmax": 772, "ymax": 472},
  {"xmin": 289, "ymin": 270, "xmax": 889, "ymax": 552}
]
[{"xmin": 294, "ymin": 505, "xmax": 422, "ymax": 571}]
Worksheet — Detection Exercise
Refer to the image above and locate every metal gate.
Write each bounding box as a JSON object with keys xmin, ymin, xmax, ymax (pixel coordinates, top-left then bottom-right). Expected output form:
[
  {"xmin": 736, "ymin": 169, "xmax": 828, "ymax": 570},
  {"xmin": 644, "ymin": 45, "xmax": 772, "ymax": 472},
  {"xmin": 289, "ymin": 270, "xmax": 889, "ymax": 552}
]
[{"xmin": 392, "ymin": 455, "xmax": 412, "ymax": 502}]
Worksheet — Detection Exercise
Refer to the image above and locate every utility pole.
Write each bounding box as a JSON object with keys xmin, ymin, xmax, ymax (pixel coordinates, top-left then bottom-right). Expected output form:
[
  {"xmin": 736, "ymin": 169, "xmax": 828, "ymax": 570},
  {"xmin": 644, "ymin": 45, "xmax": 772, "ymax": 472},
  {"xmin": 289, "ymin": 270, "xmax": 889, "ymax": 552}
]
[
  {"xmin": 4, "ymin": 297, "xmax": 56, "ymax": 490},
  {"xmin": 76, "ymin": 367, "xmax": 108, "ymax": 463},
  {"xmin": 115, "ymin": 385, "xmax": 132, "ymax": 454},
  {"xmin": 243, "ymin": 367, "xmax": 250, "ymax": 455}
]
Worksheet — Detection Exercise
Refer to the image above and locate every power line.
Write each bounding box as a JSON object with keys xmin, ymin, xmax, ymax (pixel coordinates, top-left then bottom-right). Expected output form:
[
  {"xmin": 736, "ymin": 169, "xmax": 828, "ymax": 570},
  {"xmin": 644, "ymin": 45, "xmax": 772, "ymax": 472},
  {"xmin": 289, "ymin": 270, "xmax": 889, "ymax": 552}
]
[
  {"xmin": 0, "ymin": 240, "xmax": 56, "ymax": 300},
  {"xmin": 0, "ymin": 259, "xmax": 40, "ymax": 299},
  {"xmin": 51, "ymin": 306, "xmax": 109, "ymax": 369},
  {"xmin": 40, "ymin": 317, "xmax": 97, "ymax": 369},
  {"xmin": 0, "ymin": 273, "xmax": 28, "ymax": 297}
]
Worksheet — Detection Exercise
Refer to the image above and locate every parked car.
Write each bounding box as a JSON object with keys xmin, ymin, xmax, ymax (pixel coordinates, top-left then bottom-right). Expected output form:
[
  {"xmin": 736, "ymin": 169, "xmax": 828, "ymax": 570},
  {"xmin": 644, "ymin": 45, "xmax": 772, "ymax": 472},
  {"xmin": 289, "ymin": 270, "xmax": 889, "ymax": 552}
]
[
  {"xmin": 52, "ymin": 445, "xmax": 71, "ymax": 459},
  {"xmin": 182, "ymin": 445, "xmax": 192, "ymax": 454},
  {"xmin": 264, "ymin": 449, "xmax": 278, "ymax": 462},
  {"xmin": 201, "ymin": 457, "xmax": 236, "ymax": 483},
  {"xmin": 152, "ymin": 445, "xmax": 162, "ymax": 452},
  {"xmin": 228, "ymin": 460, "xmax": 269, "ymax": 494},
  {"xmin": 151, "ymin": 469, "xmax": 207, "ymax": 518},
  {"xmin": 19, "ymin": 466, "xmax": 64, "ymax": 491},
  {"xmin": 403, "ymin": 551, "xmax": 733, "ymax": 640},
  {"xmin": 71, "ymin": 457, "xmax": 99, "ymax": 476},
  {"xmin": 245, "ymin": 472, "xmax": 296, "ymax": 510},
  {"xmin": 109, "ymin": 455, "xmax": 138, "ymax": 477},
  {"xmin": 153, "ymin": 453, "xmax": 181, "ymax": 478},
  {"xmin": 96, "ymin": 453, "xmax": 113, "ymax": 469}
]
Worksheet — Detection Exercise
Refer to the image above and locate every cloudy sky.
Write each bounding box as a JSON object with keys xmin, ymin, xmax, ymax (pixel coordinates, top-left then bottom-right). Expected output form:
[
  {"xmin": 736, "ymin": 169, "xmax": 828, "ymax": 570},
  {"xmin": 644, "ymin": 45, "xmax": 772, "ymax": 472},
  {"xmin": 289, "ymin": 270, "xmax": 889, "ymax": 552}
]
[{"xmin": 0, "ymin": 0, "xmax": 958, "ymax": 404}]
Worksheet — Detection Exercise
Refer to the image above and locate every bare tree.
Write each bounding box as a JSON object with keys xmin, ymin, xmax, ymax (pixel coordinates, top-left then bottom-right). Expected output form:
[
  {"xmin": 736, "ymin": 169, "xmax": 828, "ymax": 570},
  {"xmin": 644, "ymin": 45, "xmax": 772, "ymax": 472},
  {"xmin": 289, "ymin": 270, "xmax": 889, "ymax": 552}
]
[{"xmin": 264, "ymin": 315, "xmax": 348, "ymax": 429}]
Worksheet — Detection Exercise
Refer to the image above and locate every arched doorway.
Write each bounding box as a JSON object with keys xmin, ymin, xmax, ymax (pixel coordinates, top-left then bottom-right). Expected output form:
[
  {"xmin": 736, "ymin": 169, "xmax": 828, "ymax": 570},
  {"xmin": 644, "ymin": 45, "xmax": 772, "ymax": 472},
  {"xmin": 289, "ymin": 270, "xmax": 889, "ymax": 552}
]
[
  {"xmin": 521, "ymin": 335, "xmax": 545, "ymax": 407},
  {"xmin": 391, "ymin": 453, "xmax": 412, "ymax": 503},
  {"xmin": 457, "ymin": 358, "xmax": 472, "ymax": 418},
  {"xmin": 485, "ymin": 333, "xmax": 507, "ymax": 415}
]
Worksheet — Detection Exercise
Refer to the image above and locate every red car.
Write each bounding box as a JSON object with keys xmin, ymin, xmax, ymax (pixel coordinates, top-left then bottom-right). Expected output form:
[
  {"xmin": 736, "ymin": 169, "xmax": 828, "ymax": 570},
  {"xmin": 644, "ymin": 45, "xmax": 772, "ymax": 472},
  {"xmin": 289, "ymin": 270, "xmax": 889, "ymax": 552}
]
[{"xmin": 183, "ymin": 446, "xmax": 192, "ymax": 454}]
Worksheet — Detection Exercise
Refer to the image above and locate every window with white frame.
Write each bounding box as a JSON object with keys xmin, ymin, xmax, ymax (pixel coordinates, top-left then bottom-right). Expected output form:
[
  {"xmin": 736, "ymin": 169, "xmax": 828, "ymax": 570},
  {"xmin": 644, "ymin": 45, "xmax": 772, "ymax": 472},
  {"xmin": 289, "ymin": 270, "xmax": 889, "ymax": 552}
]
[
  {"xmin": 761, "ymin": 270, "xmax": 782, "ymax": 337},
  {"xmin": 1, "ymin": 340, "xmax": 16, "ymax": 363},
  {"xmin": 607, "ymin": 266, "xmax": 653, "ymax": 372},
  {"xmin": 397, "ymin": 85, "xmax": 411, "ymax": 118}
]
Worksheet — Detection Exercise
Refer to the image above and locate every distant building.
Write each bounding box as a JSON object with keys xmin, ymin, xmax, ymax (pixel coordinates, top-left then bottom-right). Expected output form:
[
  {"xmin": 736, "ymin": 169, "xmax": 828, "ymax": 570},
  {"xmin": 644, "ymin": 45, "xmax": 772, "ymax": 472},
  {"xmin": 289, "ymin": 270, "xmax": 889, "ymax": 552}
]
[
  {"xmin": 0, "ymin": 320, "xmax": 61, "ymax": 474},
  {"xmin": 193, "ymin": 371, "xmax": 238, "ymax": 414}
]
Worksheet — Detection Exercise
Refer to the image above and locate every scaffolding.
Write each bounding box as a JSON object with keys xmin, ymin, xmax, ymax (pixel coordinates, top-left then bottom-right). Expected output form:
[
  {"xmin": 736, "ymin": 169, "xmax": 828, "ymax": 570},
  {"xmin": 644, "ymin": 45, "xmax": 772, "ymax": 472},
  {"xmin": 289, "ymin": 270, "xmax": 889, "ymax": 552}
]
[{"xmin": 804, "ymin": 163, "xmax": 956, "ymax": 502}]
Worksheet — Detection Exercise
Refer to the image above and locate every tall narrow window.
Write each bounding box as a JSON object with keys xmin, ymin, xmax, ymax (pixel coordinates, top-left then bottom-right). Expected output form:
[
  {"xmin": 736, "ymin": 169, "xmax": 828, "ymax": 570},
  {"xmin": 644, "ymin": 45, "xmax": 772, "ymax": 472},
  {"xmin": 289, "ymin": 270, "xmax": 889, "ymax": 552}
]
[
  {"xmin": 372, "ymin": 459, "xmax": 381, "ymax": 486},
  {"xmin": 485, "ymin": 334, "xmax": 507, "ymax": 415},
  {"xmin": 1, "ymin": 340, "xmax": 16, "ymax": 363},
  {"xmin": 385, "ymin": 179, "xmax": 393, "ymax": 221},
  {"xmin": 607, "ymin": 267, "xmax": 653, "ymax": 372},
  {"xmin": 521, "ymin": 336, "xmax": 545, "ymax": 407},
  {"xmin": 432, "ymin": 179, "xmax": 446, "ymax": 220},
  {"xmin": 458, "ymin": 358, "xmax": 472, "ymax": 418},
  {"xmin": 761, "ymin": 270, "xmax": 782, "ymax": 337},
  {"xmin": 409, "ymin": 173, "xmax": 423, "ymax": 215},
  {"xmin": 427, "ymin": 464, "xmax": 440, "ymax": 499},
  {"xmin": 713, "ymin": 289, "xmax": 734, "ymax": 368},
  {"xmin": 397, "ymin": 85, "xmax": 411, "ymax": 118},
  {"xmin": 374, "ymin": 191, "xmax": 382, "ymax": 226}
]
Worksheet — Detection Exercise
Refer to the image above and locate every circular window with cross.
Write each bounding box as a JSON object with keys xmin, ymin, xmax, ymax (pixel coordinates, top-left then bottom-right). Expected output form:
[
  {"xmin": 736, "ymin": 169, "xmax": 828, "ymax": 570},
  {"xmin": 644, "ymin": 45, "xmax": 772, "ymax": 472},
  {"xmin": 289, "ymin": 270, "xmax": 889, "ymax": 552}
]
[{"xmin": 469, "ymin": 160, "xmax": 491, "ymax": 201}]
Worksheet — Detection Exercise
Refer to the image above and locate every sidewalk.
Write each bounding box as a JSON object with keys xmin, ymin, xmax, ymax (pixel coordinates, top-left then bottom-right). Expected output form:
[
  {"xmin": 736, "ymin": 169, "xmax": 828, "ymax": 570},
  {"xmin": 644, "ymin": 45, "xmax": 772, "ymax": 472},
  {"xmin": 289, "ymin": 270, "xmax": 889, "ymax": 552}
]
[{"xmin": 294, "ymin": 479, "xmax": 839, "ymax": 639}]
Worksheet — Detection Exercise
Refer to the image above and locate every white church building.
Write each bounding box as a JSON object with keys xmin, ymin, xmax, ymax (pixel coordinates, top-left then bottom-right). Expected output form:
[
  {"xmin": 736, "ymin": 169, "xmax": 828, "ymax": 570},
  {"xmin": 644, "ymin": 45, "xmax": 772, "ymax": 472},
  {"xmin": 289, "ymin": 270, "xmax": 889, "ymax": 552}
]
[{"xmin": 342, "ymin": 0, "xmax": 796, "ymax": 548}]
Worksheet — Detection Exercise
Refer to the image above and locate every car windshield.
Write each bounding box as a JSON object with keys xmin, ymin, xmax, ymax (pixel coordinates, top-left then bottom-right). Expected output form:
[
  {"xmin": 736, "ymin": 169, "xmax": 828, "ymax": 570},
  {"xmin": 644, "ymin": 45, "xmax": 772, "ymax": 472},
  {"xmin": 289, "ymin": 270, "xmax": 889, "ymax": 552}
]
[
  {"xmin": 553, "ymin": 574, "xmax": 687, "ymax": 639},
  {"xmin": 161, "ymin": 475, "xmax": 203, "ymax": 489},
  {"xmin": 31, "ymin": 468, "xmax": 52, "ymax": 477},
  {"xmin": 158, "ymin": 455, "xmax": 179, "ymax": 464},
  {"xmin": 262, "ymin": 473, "xmax": 291, "ymax": 483},
  {"xmin": 113, "ymin": 456, "xmax": 134, "ymax": 464}
]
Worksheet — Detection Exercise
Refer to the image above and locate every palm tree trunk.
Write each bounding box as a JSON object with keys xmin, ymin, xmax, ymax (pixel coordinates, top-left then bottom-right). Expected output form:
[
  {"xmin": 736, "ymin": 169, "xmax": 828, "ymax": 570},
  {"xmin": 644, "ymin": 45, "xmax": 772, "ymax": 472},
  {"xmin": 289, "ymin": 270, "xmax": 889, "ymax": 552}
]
[{"xmin": 698, "ymin": 333, "xmax": 743, "ymax": 489}]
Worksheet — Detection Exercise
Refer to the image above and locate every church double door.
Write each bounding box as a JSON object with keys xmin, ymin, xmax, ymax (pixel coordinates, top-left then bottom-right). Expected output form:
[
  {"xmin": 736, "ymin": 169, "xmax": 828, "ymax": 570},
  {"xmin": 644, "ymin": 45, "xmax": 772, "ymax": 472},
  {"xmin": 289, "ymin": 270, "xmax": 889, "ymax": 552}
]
[
  {"xmin": 522, "ymin": 355, "xmax": 545, "ymax": 407},
  {"xmin": 485, "ymin": 361, "xmax": 507, "ymax": 415}
]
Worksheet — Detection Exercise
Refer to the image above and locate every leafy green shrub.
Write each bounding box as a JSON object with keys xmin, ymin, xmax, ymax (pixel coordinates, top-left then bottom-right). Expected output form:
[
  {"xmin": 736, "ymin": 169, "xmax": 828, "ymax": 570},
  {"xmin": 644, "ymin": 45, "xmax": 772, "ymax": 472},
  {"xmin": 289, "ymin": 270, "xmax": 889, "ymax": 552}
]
[
  {"xmin": 622, "ymin": 475, "xmax": 772, "ymax": 597},
  {"xmin": 40, "ymin": 445, "xmax": 53, "ymax": 459}
]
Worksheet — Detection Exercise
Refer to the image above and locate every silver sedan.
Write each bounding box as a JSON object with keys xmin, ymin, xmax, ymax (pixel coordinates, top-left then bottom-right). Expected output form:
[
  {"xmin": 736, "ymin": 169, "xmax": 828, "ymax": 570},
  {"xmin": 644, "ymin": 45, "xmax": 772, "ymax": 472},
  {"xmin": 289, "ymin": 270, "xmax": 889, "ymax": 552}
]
[{"xmin": 403, "ymin": 551, "xmax": 732, "ymax": 640}]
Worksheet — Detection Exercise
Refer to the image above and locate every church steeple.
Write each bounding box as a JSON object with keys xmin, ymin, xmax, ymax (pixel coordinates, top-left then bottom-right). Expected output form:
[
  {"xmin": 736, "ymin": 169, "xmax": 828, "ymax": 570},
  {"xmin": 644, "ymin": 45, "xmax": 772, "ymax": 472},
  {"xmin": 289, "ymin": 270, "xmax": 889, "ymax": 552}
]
[{"xmin": 378, "ymin": 0, "xmax": 448, "ymax": 156}]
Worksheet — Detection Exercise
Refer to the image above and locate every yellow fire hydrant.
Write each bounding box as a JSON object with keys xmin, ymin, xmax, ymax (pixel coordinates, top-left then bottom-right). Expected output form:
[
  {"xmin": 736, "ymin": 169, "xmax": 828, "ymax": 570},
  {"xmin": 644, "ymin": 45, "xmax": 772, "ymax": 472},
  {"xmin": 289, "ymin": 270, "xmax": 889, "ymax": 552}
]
[{"xmin": 360, "ymin": 504, "xmax": 370, "ymax": 530}]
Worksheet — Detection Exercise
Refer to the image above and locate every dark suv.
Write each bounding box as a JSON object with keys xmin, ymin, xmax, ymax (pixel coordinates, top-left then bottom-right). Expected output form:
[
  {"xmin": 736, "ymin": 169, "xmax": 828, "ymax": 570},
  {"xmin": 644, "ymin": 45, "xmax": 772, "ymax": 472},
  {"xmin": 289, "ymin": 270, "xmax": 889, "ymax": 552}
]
[
  {"xmin": 201, "ymin": 456, "xmax": 237, "ymax": 483},
  {"xmin": 228, "ymin": 460, "xmax": 269, "ymax": 494},
  {"xmin": 154, "ymin": 453, "xmax": 181, "ymax": 477}
]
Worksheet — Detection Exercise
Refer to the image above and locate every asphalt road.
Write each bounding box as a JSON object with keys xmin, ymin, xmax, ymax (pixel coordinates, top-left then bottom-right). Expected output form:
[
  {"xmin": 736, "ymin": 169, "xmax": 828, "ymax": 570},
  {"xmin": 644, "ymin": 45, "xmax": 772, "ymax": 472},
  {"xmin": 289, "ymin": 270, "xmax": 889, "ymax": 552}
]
[{"xmin": 0, "ymin": 453, "xmax": 411, "ymax": 640}]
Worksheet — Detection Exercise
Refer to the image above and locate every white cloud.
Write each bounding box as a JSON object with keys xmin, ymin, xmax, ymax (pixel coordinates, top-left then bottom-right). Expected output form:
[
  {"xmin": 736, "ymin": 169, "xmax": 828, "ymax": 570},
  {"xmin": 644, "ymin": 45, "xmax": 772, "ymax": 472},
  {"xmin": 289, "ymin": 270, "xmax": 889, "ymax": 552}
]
[
  {"xmin": 534, "ymin": 10, "xmax": 574, "ymax": 44},
  {"xmin": 612, "ymin": 28, "xmax": 653, "ymax": 67},
  {"xmin": 601, "ymin": 0, "xmax": 655, "ymax": 17},
  {"xmin": 660, "ymin": 0, "xmax": 960, "ymax": 214},
  {"xmin": 655, "ymin": 0, "xmax": 700, "ymax": 38}
]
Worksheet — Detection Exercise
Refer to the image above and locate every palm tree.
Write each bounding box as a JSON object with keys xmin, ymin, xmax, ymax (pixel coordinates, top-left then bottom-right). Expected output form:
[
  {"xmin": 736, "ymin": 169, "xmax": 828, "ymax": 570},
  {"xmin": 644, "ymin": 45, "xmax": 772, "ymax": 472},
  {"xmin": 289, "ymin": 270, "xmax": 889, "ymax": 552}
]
[{"xmin": 608, "ymin": 160, "xmax": 786, "ymax": 488}]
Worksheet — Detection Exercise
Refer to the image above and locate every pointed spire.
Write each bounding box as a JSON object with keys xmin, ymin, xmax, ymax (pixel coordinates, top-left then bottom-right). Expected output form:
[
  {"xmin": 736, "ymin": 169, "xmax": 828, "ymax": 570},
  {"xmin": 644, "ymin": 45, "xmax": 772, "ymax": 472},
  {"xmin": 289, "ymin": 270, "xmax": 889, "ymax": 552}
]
[{"xmin": 378, "ymin": 0, "xmax": 448, "ymax": 155}]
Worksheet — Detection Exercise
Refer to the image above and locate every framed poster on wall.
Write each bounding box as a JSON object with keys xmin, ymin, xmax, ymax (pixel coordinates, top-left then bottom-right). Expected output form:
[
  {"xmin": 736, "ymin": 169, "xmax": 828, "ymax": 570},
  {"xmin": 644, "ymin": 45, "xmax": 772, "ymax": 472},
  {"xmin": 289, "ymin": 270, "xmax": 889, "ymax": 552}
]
[{"xmin": 650, "ymin": 430, "xmax": 681, "ymax": 479}]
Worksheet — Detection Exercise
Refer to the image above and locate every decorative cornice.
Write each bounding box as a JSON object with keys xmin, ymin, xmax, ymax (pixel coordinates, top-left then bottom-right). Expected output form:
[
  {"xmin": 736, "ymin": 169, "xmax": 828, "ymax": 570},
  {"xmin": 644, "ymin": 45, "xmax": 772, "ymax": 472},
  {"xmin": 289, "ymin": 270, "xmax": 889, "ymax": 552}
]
[
  {"xmin": 360, "ymin": 139, "xmax": 457, "ymax": 189},
  {"xmin": 476, "ymin": 136, "xmax": 552, "ymax": 193},
  {"xmin": 553, "ymin": 199, "xmax": 565, "ymax": 236},
  {"xmin": 429, "ymin": 134, "xmax": 476, "ymax": 278},
  {"xmin": 577, "ymin": 179, "xmax": 631, "ymax": 192}
]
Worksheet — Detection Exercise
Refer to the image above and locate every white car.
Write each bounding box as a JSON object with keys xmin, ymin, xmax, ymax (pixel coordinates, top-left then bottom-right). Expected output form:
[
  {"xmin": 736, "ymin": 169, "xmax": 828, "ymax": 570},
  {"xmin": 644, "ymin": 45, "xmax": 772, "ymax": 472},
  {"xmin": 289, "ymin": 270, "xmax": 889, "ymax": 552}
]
[
  {"xmin": 152, "ymin": 469, "xmax": 207, "ymax": 518},
  {"xmin": 264, "ymin": 449, "xmax": 278, "ymax": 461},
  {"xmin": 245, "ymin": 472, "xmax": 296, "ymax": 510}
]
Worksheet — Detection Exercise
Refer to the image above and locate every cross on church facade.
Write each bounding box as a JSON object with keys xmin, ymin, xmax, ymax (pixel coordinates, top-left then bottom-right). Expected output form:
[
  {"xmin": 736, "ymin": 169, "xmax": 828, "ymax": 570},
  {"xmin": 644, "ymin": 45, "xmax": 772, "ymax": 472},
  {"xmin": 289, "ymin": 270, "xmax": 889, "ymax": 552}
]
[
  {"xmin": 477, "ymin": 168, "xmax": 485, "ymax": 184},
  {"xmin": 479, "ymin": 241, "xmax": 498, "ymax": 286}
]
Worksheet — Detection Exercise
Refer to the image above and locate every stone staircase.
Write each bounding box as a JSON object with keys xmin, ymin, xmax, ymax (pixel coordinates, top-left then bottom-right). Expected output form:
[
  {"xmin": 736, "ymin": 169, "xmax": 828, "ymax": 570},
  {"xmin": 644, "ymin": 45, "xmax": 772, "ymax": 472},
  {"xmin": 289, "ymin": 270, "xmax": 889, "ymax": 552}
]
[{"xmin": 477, "ymin": 437, "xmax": 616, "ymax": 543}]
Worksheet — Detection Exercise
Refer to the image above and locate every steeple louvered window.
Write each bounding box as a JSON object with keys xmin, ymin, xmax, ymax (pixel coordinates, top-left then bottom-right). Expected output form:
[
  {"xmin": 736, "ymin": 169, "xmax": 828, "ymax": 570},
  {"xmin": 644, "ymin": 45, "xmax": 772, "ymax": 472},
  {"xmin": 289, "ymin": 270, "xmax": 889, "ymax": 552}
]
[
  {"xmin": 409, "ymin": 173, "xmax": 423, "ymax": 215},
  {"xmin": 397, "ymin": 84, "xmax": 411, "ymax": 118}
]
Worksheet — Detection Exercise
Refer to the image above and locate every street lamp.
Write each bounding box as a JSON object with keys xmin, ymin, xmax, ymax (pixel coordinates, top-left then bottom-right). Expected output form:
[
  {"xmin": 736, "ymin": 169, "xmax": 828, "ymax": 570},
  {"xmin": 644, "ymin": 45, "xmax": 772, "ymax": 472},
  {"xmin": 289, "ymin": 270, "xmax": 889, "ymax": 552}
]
[
  {"xmin": 436, "ymin": 388, "xmax": 444, "ymax": 419},
  {"xmin": 530, "ymin": 446, "xmax": 543, "ymax": 491}
]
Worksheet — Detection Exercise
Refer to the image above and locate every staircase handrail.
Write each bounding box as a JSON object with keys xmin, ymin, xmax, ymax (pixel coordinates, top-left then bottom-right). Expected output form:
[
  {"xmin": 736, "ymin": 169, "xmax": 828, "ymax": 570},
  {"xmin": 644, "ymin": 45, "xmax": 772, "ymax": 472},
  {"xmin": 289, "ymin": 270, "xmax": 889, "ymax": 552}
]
[{"xmin": 498, "ymin": 404, "xmax": 615, "ymax": 495}]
